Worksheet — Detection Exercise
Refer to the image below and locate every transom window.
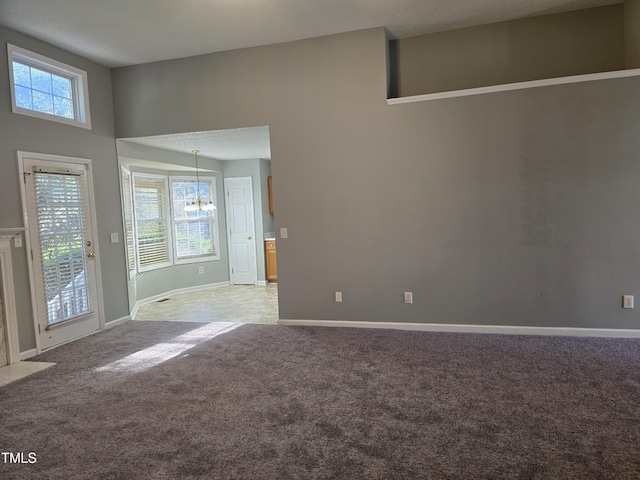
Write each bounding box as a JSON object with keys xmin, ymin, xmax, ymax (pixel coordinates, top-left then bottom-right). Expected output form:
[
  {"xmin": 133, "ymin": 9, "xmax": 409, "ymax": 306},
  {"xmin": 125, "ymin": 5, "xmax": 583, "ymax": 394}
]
[{"xmin": 8, "ymin": 44, "xmax": 91, "ymax": 129}]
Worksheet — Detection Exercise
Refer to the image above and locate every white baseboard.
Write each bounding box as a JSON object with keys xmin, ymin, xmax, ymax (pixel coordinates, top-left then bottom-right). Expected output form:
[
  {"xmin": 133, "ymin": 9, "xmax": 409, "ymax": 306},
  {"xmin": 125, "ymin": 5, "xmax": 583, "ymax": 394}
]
[
  {"xmin": 276, "ymin": 319, "xmax": 640, "ymax": 338},
  {"xmin": 257, "ymin": 280, "xmax": 267, "ymax": 286},
  {"xmin": 132, "ymin": 281, "xmax": 230, "ymax": 320},
  {"xmin": 19, "ymin": 348, "xmax": 38, "ymax": 360},
  {"xmin": 105, "ymin": 316, "xmax": 131, "ymax": 329}
]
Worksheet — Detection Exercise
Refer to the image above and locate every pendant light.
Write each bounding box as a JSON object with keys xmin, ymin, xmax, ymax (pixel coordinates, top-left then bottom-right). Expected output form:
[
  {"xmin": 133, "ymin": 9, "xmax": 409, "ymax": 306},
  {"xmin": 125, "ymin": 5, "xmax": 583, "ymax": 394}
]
[{"xmin": 185, "ymin": 149, "xmax": 216, "ymax": 212}]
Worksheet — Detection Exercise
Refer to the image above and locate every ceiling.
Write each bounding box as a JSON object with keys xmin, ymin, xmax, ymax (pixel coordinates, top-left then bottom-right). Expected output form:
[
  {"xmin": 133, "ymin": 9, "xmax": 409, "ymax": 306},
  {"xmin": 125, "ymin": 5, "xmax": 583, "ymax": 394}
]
[
  {"xmin": 120, "ymin": 126, "xmax": 272, "ymax": 162},
  {"xmin": 0, "ymin": 0, "xmax": 621, "ymax": 68},
  {"xmin": 2, "ymin": 0, "xmax": 621, "ymax": 162}
]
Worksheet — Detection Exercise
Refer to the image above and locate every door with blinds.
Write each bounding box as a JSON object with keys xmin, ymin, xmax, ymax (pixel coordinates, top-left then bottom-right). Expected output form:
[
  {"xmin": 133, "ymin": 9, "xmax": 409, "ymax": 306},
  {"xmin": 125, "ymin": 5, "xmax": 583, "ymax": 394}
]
[{"xmin": 21, "ymin": 154, "xmax": 102, "ymax": 350}]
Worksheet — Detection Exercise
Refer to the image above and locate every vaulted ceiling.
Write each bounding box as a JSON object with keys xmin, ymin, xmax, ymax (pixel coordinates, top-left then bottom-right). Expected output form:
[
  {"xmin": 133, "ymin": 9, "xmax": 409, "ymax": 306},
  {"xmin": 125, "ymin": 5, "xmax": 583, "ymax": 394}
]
[{"xmin": 0, "ymin": 0, "xmax": 621, "ymax": 68}]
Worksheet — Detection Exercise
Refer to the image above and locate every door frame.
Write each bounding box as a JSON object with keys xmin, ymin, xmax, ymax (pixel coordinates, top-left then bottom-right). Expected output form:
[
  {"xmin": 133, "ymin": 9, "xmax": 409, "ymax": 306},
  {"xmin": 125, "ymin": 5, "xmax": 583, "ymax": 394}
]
[
  {"xmin": 224, "ymin": 176, "xmax": 258, "ymax": 286},
  {"xmin": 17, "ymin": 151, "xmax": 105, "ymax": 354}
]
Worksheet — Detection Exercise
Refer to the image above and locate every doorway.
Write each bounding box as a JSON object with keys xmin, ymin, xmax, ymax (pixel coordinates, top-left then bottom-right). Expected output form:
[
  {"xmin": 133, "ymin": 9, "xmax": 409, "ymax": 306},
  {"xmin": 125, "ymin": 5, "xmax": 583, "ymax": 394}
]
[
  {"xmin": 225, "ymin": 176, "xmax": 258, "ymax": 285},
  {"xmin": 19, "ymin": 152, "xmax": 104, "ymax": 351}
]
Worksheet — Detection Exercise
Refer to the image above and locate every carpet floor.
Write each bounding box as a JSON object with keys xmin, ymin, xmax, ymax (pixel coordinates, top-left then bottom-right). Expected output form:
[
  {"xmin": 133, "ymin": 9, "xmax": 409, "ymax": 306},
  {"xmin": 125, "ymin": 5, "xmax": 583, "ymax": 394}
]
[{"xmin": 2, "ymin": 321, "xmax": 640, "ymax": 479}]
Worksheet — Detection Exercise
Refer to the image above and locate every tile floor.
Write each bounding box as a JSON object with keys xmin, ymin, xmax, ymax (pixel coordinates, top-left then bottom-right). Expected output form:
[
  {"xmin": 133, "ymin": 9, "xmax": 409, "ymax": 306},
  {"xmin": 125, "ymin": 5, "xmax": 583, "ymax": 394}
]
[
  {"xmin": 0, "ymin": 361, "xmax": 56, "ymax": 387},
  {"xmin": 134, "ymin": 284, "xmax": 279, "ymax": 324}
]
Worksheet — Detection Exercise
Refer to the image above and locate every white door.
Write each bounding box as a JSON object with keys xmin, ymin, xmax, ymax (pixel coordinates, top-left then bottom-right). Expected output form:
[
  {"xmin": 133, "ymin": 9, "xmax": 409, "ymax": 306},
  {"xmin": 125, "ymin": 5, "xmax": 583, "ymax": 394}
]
[
  {"xmin": 225, "ymin": 177, "xmax": 257, "ymax": 285},
  {"xmin": 20, "ymin": 153, "xmax": 103, "ymax": 351}
]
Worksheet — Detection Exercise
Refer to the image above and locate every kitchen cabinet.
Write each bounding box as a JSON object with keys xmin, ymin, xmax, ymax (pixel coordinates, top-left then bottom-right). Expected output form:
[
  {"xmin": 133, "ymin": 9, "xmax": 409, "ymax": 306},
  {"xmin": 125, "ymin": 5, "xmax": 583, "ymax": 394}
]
[{"xmin": 265, "ymin": 240, "xmax": 277, "ymax": 282}]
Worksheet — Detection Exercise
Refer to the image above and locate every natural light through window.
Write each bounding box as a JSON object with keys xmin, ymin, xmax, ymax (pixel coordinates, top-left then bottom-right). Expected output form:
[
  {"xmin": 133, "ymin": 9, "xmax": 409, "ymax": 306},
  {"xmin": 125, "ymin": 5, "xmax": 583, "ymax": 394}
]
[
  {"xmin": 8, "ymin": 44, "xmax": 91, "ymax": 129},
  {"xmin": 95, "ymin": 322, "xmax": 240, "ymax": 373}
]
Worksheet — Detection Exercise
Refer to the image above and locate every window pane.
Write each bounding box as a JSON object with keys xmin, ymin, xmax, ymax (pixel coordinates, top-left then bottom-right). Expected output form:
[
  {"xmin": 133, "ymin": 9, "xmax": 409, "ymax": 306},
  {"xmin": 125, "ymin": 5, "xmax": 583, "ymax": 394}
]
[
  {"xmin": 15, "ymin": 85, "xmax": 33, "ymax": 109},
  {"xmin": 54, "ymin": 97, "xmax": 74, "ymax": 119},
  {"xmin": 52, "ymin": 74, "xmax": 72, "ymax": 99},
  {"xmin": 12, "ymin": 62, "xmax": 31, "ymax": 87},
  {"xmin": 32, "ymin": 91, "xmax": 54, "ymax": 114},
  {"xmin": 171, "ymin": 178, "xmax": 217, "ymax": 259},
  {"xmin": 31, "ymin": 67, "xmax": 53, "ymax": 94}
]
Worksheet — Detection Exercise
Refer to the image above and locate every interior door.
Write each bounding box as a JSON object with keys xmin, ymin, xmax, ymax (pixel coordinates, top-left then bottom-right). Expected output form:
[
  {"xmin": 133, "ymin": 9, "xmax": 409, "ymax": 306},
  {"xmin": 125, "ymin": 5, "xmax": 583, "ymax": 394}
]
[
  {"xmin": 21, "ymin": 155, "xmax": 102, "ymax": 350},
  {"xmin": 224, "ymin": 177, "xmax": 257, "ymax": 285}
]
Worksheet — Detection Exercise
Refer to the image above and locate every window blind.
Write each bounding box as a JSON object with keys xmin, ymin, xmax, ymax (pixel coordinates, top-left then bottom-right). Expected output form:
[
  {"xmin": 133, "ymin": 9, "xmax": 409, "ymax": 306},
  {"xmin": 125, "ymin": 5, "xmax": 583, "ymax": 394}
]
[
  {"xmin": 133, "ymin": 174, "xmax": 171, "ymax": 270},
  {"xmin": 33, "ymin": 170, "xmax": 94, "ymax": 325}
]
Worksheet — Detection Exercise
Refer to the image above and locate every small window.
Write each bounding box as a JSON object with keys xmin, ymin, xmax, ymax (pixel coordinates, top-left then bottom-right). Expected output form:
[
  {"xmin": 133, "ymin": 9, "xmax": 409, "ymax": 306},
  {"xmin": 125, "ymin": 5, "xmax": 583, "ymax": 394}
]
[
  {"xmin": 132, "ymin": 173, "xmax": 173, "ymax": 271},
  {"xmin": 170, "ymin": 177, "xmax": 220, "ymax": 263},
  {"xmin": 7, "ymin": 44, "xmax": 91, "ymax": 129}
]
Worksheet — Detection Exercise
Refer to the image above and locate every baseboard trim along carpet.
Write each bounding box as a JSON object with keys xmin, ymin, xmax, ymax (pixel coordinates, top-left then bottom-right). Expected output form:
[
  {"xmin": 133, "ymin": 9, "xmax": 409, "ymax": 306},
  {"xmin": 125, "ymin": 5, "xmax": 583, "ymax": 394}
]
[
  {"xmin": 105, "ymin": 316, "xmax": 131, "ymax": 329},
  {"xmin": 277, "ymin": 319, "xmax": 640, "ymax": 338},
  {"xmin": 131, "ymin": 281, "xmax": 231, "ymax": 319}
]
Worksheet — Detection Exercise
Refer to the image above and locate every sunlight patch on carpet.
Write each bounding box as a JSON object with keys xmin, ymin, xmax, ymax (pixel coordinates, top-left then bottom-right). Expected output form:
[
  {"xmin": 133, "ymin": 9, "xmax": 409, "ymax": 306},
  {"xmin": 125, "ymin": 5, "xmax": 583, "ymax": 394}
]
[{"xmin": 96, "ymin": 322, "xmax": 240, "ymax": 373}]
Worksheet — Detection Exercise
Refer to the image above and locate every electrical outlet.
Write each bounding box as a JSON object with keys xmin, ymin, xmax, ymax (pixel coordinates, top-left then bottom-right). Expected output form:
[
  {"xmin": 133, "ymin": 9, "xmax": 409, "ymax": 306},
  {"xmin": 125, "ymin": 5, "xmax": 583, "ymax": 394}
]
[
  {"xmin": 198, "ymin": 266, "xmax": 204, "ymax": 274},
  {"xmin": 335, "ymin": 291, "xmax": 343, "ymax": 303},
  {"xmin": 623, "ymin": 295, "xmax": 634, "ymax": 309},
  {"xmin": 13, "ymin": 234, "xmax": 22, "ymax": 248},
  {"xmin": 404, "ymin": 292, "xmax": 413, "ymax": 304},
  {"xmin": 110, "ymin": 232, "xmax": 119, "ymax": 243}
]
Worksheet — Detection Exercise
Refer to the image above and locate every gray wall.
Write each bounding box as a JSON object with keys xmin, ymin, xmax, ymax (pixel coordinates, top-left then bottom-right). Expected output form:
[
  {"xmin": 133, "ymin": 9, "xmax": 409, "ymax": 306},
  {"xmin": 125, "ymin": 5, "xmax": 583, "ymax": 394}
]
[
  {"xmin": 0, "ymin": 26, "xmax": 127, "ymax": 351},
  {"xmin": 626, "ymin": 0, "xmax": 640, "ymax": 68},
  {"xmin": 391, "ymin": 5, "xmax": 625, "ymax": 97},
  {"xmin": 222, "ymin": 159, "xmax": 269, "ymax": 282},
  {"xmin": 111, "ymin": 26, "xmax": 640, "ymax": 330},
  {"xmin": 116, "ymin": 141, "xmax": 229, "ymax": 307}
]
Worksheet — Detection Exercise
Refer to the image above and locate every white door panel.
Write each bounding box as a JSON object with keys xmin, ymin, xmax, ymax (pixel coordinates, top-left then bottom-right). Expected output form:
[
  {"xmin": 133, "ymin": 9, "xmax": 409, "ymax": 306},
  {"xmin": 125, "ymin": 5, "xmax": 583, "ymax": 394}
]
[
  {"xmin": 20, "ymin": 154, "xmax": 102, "ymax": 351},
  {"xmin": 225, "ymin": 177, "xmax": 257, "ymax": 285}
]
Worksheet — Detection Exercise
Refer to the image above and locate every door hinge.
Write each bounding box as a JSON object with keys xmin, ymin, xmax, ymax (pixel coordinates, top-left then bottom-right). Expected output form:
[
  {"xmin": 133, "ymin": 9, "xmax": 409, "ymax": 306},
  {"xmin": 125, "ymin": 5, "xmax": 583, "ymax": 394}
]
[
  {"xmin": 30, "ymin": 249, "xmax": 34, "ymax": 260},
  {"xmin": 38, "ymin": 324, "xmax": 41, "ymax": 334},
  {"xmin": 232, "ymin": 268, "xmax": 234, "ymax": 274}
]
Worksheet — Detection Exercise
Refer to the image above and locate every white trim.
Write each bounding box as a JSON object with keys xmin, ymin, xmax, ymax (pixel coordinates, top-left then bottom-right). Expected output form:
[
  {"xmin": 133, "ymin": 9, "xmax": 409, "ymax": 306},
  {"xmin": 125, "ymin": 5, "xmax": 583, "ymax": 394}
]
[
  {"xmin": 257, "ymin": 280, "xmax": 267, "ymax": 286},
  {"xmin": 387, "ymin": 68, "xmax": 640, "ymax": 105},
  {"xmin": 7, "ymin": 44, "xmax": 91, "ymax": 129},
  {"xmin": 19, "ymin": 348, "xmax": 38, "ymax": 361},
  {"xmin": 131, "ymin": 281, "xmax": 230, "ymax": 319},
  {"xmin": 277, "ymin": 319, "xmax": 640, "ymax": 338},
  {"xmin": 0, "ymin": 239, "xmax": 21, "ymax": 364},
  {"xmin": 105, "ymin": 316, "xmax": 131, "ymax": 329}
]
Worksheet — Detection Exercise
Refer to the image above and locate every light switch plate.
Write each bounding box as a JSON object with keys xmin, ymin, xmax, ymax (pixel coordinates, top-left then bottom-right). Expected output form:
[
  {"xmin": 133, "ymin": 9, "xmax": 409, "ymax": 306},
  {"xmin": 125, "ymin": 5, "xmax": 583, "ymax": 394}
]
[
  {"xmin": 13, "ymin": 234, "xmax": 22, "ymax": 248},
  {"xmin": 280, "ymin": 227, "xmax": 288, "ymax": 239}
]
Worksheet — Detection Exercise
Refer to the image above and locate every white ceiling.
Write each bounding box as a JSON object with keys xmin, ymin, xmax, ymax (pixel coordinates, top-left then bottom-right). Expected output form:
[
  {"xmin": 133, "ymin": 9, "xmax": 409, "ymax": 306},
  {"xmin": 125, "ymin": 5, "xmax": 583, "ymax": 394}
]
[
  {"xmin": 120, "ymin": 126, "xmax": 272, "ymax": 161},
  {"xmin": 0, "ymin": 0, "xmax": 621, "ymax": 68}
]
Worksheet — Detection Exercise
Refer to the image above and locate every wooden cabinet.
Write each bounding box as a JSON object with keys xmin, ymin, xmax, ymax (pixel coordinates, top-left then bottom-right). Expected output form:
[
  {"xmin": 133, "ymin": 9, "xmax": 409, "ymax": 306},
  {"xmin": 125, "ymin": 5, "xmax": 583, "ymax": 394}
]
[
  {"xmin": 265, "ymin": 240, "xmax": 277, "ymax": 282},
  {"xmin": 268, "ymin": 176, "xmax": 274, "ymax": 214}
]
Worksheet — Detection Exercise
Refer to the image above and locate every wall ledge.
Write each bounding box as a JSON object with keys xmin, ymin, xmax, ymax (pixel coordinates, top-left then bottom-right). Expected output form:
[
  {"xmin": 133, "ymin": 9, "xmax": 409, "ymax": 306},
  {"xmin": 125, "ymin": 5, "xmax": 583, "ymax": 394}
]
[
  {"xmin": 387, "ymin": 68, "xmax": 640, "ymax": 104},
  {"xmin": 278, "ymin": 319, "xmax": 640, "ymax": 338}
]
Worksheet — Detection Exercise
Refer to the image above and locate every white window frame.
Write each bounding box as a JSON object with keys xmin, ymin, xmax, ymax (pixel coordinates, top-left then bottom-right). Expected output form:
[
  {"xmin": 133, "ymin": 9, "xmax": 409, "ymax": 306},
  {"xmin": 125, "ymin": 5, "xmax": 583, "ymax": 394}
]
[
  {"xmin": 132, "ymin": 172, "xmax": 173, "ymax": 272},
  {"xmin": 7, "ymin": 44, "xmax": 91, "ymax": 129},
  {"xmin": 120, "ymin": 166, "xmax": 137, "ymax": 279},
  {"xmin": 169, "ymin": 175, "xmax": 220, "ymax": 264}
]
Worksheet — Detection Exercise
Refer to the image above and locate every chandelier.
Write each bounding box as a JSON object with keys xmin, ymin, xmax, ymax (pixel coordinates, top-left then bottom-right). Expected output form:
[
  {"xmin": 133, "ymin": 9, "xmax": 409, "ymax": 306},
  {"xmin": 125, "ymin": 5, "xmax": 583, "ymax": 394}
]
[{"xmin": 184, "ymin": 149, "xmax": 216, "ymax": 212}]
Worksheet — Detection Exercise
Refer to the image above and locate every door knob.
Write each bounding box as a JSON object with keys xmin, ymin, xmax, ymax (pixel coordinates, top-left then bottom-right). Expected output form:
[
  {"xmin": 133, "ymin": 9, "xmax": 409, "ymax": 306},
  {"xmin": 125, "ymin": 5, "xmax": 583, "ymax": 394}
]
[
  {"xmin": 247, "ymin": 236, "xmax": 252, "ymax": 240},
  {"xmin": 87, "ymin": 252, "xmax": 96, "ymax": 259}
]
